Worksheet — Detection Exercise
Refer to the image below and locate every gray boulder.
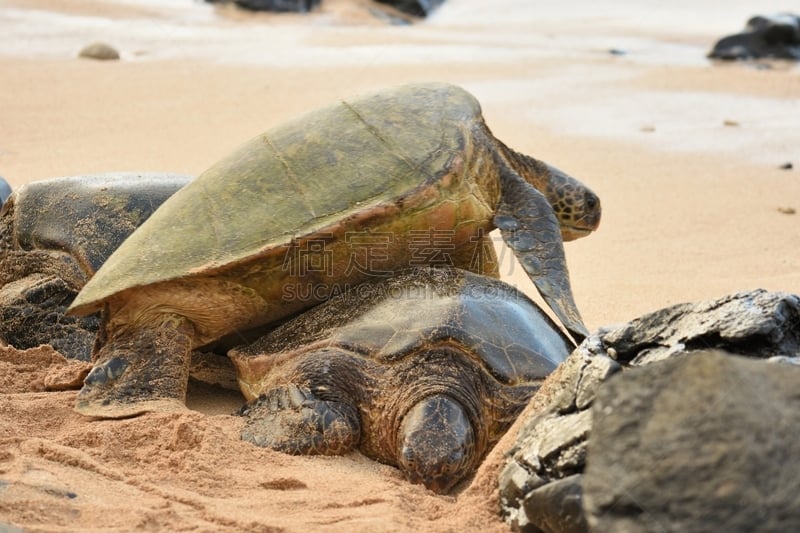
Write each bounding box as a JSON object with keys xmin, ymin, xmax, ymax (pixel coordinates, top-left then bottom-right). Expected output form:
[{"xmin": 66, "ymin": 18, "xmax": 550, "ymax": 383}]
[
  {"xmin": 602, "ymin": 288, "xmax": 800, "ymax": 365},
  {"xmin": 499, "ymin": 289, "xmax": 800, "ymax": 532},
  {"xmin": 584, "ymin": 350, "xmax": 800, "ymax": 532}
]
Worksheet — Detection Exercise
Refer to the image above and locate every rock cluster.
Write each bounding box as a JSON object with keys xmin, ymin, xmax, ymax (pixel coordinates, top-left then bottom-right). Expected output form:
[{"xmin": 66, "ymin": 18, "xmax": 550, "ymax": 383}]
[
  {"xmin": 500, "ymin": 289, "xmax": 800, "ymax": 532},
  {"xmin": 709, "ymin": 13, "xmax": 800, "ymax": 60}
]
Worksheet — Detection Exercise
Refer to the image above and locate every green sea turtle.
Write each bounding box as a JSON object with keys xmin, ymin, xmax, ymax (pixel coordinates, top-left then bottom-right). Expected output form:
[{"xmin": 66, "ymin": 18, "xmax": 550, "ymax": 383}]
[
  {"xmin": 68, "ymin": 82, "xmax": 600, "ymax": 418},
  {"xmin": 232, "ymin": 267, "xmax": 573, "ymax": 493},
  {"xmin": 0, "ymin": 173, "xmax": 192, "ymax": 360}
]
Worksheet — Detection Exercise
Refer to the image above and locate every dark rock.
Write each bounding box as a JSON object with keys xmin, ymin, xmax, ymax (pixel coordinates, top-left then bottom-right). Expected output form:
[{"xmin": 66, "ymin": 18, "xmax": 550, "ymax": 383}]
[
  {"xmin": 499, "ymin": 289, "xmax": 800, "ymax": 531},
  {"xmin": 709, "ymin": 13, "xmax": 800, "ymax": 60},
  {"xmin": 601, "ymin": 289, "xmax": 800, "ymax": 365},
  {"xmin": 522, "ymin": 475, "xmax": 586, "ymax": 533},
  {"xmin": 584, "ymin": 351, "xmax": 800, "ymax": 532},
  {"xmin": 501, "ymin": 350, "xmax": 605, "ymax": 532},
  {"xmin": 374, "ymin": 0, "xmax": 445, "ymax": 18},
  {"xmin": 208, "ymin": 0, "xmax": 320, "ymax": 13},
  {"xmin": 780, "ymin": 162, "xmax": 793, "ymax": 170}
]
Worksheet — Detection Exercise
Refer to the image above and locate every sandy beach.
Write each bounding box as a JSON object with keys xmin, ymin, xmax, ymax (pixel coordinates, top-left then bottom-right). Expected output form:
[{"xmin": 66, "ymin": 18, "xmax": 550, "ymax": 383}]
[{"xmin": 1, "ymin": 0, "xmax": 798, "ymax": 531}]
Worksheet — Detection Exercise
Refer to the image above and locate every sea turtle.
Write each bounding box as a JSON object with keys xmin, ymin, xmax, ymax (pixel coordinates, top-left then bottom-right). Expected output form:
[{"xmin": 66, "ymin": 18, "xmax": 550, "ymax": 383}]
[
  {"xmin": 68, "ymin": 82, "xmax": 600, "ymax": 418},
  {"xmin": 232, "ymin": 267, "xmax": 574, "ymax": 493},
  {"xmin": 0, "ymin": 172, "xmax": 192, "ymax": 360}
]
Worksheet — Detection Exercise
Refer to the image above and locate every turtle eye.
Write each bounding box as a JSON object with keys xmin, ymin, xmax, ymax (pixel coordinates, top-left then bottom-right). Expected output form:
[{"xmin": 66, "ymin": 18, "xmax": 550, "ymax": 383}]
[{"xmin": 584, "ymin": 191, "xmax": 599, "ymax": 211}]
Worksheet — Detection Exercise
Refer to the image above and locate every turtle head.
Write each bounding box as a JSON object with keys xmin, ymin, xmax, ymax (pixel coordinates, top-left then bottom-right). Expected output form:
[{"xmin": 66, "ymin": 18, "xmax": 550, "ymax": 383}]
[
  {"xmin": 397, "ymin": 394, "xmax": 475, "ymax": 494},
  {"xmin": 508, "ymin": 149, "xmax": 601, "ymax": 241},
  {"xmin": 544, "ymin": 164, "xmax": 601, "ymax": 241}
]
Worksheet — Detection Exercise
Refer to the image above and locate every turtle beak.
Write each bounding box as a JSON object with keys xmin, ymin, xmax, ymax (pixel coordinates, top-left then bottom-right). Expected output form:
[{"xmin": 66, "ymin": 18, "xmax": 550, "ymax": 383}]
[{"xmin": 561, "ymin": 226, "xmax": 593, "ymax": 241}]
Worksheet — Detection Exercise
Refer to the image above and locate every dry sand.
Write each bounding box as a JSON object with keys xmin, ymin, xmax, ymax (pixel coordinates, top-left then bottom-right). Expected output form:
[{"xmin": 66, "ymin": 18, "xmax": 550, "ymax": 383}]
[{"xmin": 1, "ymin": 0, "xmax": 798, "ymax": 531}]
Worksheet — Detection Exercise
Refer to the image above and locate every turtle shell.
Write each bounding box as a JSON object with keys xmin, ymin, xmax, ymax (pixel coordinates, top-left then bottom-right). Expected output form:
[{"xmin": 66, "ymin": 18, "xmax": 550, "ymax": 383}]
[
  {"xmin": 2, "ymin": 172, "xmax": 193, "ymax": 277},
  {"xmin": 70, "ymin": 83, "xmax": 494, "ymax": 318},
  {"xmin": 230, "ymin": 268, "xmax": 574, "ymax": 400}
]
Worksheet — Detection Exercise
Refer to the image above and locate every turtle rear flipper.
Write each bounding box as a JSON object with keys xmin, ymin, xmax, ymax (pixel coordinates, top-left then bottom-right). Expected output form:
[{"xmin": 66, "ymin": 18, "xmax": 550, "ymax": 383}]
[
  {"xmin": 241, "ymin": 384, "xmax": 360, "ymax": 455},
  {"xmin": 495, "ymin": 163, "xmax": 589, "ymax": 342}
]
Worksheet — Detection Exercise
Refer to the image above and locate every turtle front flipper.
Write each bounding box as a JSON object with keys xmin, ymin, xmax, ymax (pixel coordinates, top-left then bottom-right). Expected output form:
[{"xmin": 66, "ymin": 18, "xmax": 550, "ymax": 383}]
[
  {"xmin": 494, "ymin": 164, "xmax": 589, "ymax": 342},
  {"xmin": 240, "ymin": 384, "xmax": 361, "ymax": 455},
  {"xmin": 0, "ymin": 273, "xmax": 98, "ymax": 360},
  {"xmin": 75, "ymin": 314, "xmax": 194, "ymax": 418}
]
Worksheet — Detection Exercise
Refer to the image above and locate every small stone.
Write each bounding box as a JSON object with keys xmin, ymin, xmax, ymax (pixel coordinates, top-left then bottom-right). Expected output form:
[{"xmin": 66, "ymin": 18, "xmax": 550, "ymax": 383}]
[
  {"xmin": 640, "ymin": 126, "xmax": 656, "ymax": 133},
  {"xmin": 499, "ymin": 461, "xmax": 542, "ymax": 509},
  {"xmin": 535, "ymin": 410, "xmax": 592, "ymax": 462},
  {"xmin": 78, "ymin": 42, "xmax": 120, "ymax": 61},
  {"xmin": 778, "ymin": 206, "xmax": 796, "ymax": 215},
  {"xmin": 522, "ymin": 475, "xmax": 587, "ymax": 533},
  {"xmin": 779, "ymin": 162, "xmax": 793, "ymax": 170},
  {"xmin": 608, "ymin": 48, "xmax": 627, "ymax": 56},
  {"xmin": 723, "ymin": 119, "xmax": 740, "ymax": 127}
]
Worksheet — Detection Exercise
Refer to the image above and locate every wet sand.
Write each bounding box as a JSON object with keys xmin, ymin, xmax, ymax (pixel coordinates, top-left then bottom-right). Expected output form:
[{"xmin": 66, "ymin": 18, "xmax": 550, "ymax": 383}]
[{"xmin": 0, "ymin": 0, "xmax": 798, "ymax": 531}]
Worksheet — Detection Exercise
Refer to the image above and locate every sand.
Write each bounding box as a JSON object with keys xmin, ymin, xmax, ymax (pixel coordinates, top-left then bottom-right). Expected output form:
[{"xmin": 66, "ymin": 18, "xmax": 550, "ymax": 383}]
[{"xmin": 0, "ymin": 0, "xmax": 798, "ymax": 531}]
